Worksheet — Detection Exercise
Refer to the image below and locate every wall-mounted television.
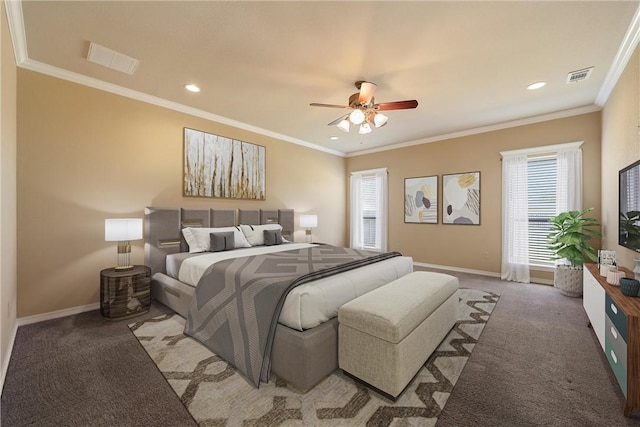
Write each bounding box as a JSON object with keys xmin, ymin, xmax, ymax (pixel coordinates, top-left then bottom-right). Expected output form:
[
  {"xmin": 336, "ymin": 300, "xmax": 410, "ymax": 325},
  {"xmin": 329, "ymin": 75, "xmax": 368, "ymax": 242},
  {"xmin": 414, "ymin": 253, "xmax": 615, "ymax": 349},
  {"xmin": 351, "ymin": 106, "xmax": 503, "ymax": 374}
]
[{"xmin": 619, "ymin": 159, "xmax": 640, "ymax": 252}]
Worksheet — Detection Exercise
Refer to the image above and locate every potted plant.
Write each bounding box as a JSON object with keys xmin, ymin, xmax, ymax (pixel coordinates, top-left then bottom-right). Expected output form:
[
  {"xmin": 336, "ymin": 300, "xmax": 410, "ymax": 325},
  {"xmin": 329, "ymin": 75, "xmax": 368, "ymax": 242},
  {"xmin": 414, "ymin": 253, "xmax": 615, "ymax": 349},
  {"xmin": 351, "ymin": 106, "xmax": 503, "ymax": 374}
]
[{"xmin": 547, "ymin": 208, "xmax": 601, "ymax": 297}]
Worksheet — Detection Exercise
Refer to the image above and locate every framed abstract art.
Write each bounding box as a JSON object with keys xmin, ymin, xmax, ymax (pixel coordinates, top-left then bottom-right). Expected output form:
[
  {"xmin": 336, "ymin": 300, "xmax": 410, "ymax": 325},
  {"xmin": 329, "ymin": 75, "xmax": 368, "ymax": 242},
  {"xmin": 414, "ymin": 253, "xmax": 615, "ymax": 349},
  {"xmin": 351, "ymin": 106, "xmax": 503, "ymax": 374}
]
[
  {"xmin": 183, "ymin": 128, "xmax": 266, "ymax": 200},
  {"xmin": 442, "ymin": 171, "xmax": 480, "ymax": 225},
  {"xmin": 404, "ymin": 175, "xmax": 438, "ymax": 224}
]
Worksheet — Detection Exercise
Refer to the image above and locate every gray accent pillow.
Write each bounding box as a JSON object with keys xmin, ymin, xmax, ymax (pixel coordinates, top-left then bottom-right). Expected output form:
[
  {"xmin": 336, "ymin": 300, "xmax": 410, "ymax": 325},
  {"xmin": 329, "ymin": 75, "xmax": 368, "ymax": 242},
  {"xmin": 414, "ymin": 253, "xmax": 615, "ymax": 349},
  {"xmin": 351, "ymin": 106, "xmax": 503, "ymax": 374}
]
[
  {"xmin": 263, "ymin": 229, "xmax": 283, "ymax": 246},
  {"xmin": 210, "ymin": 231, "xmax": 236, "ymax": 252}
]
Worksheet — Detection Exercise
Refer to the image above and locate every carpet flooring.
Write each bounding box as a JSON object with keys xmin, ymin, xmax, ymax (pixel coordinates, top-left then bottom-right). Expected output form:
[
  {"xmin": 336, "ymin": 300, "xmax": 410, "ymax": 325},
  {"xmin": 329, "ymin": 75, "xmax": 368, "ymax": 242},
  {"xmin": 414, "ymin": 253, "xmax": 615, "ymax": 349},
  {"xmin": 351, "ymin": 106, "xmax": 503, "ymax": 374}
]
[
  {"xmin": 2, "ymin": 269, "xmax": 640, "ymax": 426},
  {"xmin": 129, "ymin": 289, "xmax": 498, "ymax": 426}
]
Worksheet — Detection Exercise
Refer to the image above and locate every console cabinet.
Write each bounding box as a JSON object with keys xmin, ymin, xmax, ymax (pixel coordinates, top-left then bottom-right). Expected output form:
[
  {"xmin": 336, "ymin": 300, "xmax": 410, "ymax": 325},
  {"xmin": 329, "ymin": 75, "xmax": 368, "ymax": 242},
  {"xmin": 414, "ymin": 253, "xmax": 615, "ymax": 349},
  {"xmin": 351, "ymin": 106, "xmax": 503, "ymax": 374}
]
[{"xmin": 583, "ymin": 263, "xmax": 640, "ymax": 417}]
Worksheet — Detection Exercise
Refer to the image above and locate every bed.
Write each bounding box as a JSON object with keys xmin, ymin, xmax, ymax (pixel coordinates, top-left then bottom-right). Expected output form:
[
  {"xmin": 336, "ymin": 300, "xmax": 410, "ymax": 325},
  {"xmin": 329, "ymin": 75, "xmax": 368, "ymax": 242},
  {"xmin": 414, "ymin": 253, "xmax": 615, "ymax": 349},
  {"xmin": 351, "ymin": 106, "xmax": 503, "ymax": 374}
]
[{"xmin": 144, "ymin": 207, "xmax": 413, "ymax": 390}]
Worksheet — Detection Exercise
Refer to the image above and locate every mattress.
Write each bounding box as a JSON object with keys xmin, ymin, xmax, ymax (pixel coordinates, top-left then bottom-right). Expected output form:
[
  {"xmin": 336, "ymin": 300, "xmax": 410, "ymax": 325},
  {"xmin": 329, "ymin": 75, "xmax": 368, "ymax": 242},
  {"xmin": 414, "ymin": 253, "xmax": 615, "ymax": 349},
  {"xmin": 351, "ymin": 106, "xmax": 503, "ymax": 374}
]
[{"xmin": 165, "ymin": 244, "xmax": 413, "ymax": 330}]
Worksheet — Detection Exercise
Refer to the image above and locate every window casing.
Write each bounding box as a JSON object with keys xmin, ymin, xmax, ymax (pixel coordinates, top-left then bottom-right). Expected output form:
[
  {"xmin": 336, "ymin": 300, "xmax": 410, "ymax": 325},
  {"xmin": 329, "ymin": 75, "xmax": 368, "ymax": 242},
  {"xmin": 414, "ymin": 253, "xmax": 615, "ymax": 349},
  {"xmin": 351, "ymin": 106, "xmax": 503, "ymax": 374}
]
[{"xmin": 350, "ymin": 168, "xmax": 388, "ymax": 252}]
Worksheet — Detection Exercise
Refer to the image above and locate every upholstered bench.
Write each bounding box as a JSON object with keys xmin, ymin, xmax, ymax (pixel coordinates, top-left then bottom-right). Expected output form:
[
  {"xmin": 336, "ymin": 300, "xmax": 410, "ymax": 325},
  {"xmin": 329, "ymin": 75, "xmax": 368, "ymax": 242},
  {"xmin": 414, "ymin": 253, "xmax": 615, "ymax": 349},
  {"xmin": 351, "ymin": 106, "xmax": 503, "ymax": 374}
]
[{"xmin": 338, "ymin": 271, "xmax": 458, "ymax": 399}]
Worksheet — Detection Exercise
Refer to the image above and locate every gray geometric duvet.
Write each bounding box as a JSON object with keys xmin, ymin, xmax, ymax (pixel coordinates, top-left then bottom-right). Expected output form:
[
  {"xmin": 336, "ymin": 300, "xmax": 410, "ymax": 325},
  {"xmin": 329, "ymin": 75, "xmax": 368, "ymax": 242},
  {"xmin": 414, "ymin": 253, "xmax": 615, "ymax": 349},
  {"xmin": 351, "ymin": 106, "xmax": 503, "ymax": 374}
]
[{"xmin": 184, "ymin": 245, "xmax": 401, "ymax": 387}]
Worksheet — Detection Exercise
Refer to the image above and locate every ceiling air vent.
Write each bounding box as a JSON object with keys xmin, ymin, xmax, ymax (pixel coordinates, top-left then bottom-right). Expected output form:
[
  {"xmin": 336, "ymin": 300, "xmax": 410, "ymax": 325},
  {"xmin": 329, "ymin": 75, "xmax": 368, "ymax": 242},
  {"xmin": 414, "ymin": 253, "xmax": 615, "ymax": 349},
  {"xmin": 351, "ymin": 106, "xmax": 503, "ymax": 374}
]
[
  {"xmin": 566, "ymin": 67, "xmax": 593, "ymax": 84},
  {"xmin": 87, "ymin": 42, "xmax": 139, "ymax": 75}
]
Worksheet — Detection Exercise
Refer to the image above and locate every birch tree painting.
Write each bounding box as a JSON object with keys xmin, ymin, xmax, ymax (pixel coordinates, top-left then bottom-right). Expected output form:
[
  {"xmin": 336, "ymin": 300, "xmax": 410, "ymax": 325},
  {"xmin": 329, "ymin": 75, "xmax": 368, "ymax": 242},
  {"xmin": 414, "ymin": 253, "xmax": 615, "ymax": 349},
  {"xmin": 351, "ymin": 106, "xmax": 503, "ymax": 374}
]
[{"xmin": 183, "ymin": 128, "xmax": 266, "ymax": 199}]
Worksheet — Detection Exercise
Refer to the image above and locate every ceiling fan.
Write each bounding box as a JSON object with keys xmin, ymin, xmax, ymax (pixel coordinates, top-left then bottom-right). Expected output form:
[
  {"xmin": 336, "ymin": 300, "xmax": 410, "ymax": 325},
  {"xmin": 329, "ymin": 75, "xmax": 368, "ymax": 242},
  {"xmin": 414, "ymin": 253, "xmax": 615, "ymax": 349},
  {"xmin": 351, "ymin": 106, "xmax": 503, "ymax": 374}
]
[{"xmin": 310, "ymin": 81, "xmax": 418, "ymax": 135}]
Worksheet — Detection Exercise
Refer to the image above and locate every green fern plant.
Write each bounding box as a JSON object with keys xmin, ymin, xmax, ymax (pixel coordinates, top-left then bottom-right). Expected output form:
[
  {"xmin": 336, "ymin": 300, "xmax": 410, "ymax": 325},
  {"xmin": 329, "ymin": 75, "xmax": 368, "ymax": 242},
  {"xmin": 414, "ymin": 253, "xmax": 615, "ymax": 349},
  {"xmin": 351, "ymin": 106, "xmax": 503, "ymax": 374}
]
[{"xmin": 547, "ymin": 208, "xmax": 601, "ymax": 268}]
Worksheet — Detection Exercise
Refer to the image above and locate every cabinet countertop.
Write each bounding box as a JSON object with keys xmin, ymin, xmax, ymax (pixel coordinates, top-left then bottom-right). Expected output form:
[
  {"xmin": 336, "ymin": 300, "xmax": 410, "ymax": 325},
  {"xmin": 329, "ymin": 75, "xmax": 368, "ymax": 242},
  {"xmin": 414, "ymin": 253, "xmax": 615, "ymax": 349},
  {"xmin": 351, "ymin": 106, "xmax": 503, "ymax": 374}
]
[{"xmin": 585, "ymin": 263, "xmax": 640, "ymax": 318}]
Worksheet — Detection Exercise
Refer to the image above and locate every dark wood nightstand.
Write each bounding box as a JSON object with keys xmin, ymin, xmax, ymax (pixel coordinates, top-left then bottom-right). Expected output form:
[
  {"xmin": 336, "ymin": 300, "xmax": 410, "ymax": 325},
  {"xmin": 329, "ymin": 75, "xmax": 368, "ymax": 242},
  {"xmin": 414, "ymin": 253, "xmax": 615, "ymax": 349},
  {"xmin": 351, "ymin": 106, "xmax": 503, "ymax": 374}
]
[{"xmin": 100, "ymin": 265, "xmax": 151, "ymax": 320}]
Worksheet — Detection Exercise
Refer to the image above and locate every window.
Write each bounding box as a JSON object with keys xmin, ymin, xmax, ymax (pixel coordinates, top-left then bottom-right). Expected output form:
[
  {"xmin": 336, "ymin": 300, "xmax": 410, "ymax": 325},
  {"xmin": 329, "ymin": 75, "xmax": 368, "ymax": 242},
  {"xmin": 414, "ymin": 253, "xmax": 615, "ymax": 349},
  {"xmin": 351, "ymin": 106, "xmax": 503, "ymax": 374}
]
[
  {"xmin": 350, "ymin": 168, "xmax": 387, "ymax": 252},
  {"xmin": 501, "ymin": 142, "xmax": 582, "ymax": 283},
  {"xmin": 361, "ymin": 175, "xmax": 378, "ymax": 247},
  {"xmin": 527, "ymin": 156, "xmax": 557, "ymax": 267}
]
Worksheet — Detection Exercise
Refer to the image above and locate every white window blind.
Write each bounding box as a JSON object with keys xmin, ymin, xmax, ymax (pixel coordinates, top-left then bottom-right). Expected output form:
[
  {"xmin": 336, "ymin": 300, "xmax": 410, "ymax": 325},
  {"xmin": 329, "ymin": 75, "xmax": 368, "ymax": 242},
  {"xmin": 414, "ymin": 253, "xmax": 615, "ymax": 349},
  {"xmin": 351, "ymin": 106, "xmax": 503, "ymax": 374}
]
[
  {"xmin": 527, "ymin": 156, "xmax": 557, "ymax": 267},
  {"xmin": 361, "ymin": 176, "xmax": 377, "ymax": 247},
  {"xmin": 350, "ymin": 168, "xmax": 388, "ymax": 252}
]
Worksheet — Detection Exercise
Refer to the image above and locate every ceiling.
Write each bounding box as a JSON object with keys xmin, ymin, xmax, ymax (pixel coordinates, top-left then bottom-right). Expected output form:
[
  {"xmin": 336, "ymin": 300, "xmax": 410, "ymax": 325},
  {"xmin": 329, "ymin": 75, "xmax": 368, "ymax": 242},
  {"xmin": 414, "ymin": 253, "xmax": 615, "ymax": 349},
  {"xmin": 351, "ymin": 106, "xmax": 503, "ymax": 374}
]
[{"xmin": 10, "ymin": 1, "xmax": 640, "ymax": 156}]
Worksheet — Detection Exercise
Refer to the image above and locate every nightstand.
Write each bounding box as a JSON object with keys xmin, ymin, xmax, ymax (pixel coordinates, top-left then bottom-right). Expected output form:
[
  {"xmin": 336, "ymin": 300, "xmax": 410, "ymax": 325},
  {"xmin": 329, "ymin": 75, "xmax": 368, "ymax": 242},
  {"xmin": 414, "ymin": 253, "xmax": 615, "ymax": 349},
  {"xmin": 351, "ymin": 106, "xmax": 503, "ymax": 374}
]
[{"xmin": 100, "ymin": 265, "xmax": 151, "ymax": 320}]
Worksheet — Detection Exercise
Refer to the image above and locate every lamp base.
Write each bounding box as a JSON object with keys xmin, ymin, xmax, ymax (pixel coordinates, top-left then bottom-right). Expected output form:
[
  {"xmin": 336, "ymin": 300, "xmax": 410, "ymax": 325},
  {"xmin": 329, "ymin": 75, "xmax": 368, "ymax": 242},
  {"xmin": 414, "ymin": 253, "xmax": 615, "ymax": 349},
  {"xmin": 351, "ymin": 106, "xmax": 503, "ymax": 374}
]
[
  {"xmin": 116, "ymin": 241, "xmax": 133, "ymax": 271},
  {"xmin": 305, "ymin": 229, "xmax": 312, "ymax": 244}
]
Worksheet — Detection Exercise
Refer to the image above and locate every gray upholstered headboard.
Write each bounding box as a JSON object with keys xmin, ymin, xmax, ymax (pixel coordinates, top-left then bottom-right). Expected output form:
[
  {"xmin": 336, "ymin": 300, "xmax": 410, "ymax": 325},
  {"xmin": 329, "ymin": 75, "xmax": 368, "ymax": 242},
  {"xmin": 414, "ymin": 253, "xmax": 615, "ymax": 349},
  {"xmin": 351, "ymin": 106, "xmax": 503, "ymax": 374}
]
[{"xmin": 144, "ymin": 207, "xmax": 294, "ymax": 275}]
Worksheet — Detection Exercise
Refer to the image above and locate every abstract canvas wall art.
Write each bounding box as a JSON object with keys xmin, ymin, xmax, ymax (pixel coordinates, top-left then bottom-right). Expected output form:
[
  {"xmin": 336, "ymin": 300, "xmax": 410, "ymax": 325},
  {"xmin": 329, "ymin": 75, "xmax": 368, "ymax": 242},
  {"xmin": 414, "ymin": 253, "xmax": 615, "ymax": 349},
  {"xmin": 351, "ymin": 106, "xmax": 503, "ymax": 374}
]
[
  {"xmin": 404, "ymin": 176, "xmax": 438, "ymax": 224},
  {"xmin": 442, "ymin": 172, "xmax": 480, "ymax": 225},
  {"xmin": 183, "ymin": 128, "xmax": 266, "ymax": 199}
]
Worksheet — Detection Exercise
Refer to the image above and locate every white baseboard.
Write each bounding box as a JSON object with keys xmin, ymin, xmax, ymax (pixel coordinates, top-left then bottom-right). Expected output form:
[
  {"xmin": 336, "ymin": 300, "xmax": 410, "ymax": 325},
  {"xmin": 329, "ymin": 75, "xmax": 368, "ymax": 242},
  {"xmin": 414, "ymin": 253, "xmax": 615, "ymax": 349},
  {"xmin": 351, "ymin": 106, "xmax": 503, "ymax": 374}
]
[
  {"xmin": 16, "ymin": 302, "xmax": 100, "ymax": 327},
  {"xmin": 1, "ymin": 321, "xmax": 18, "ymax": 396},
  {"xmin": 413, "ymin": 262, "xmax": 501, "ymax": 278},
  {"xmin": 413, "ymin": 262, "xmax": 554, "ymax": 286}
]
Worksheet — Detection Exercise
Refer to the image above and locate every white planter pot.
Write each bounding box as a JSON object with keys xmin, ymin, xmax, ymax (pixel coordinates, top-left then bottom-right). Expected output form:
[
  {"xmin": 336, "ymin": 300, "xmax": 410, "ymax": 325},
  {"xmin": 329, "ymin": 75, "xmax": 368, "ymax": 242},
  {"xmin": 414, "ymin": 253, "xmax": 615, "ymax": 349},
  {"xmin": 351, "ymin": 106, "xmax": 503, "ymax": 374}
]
[{"xmin": 553, "ymin": 266, "xmax": 583, "ymax": 297}]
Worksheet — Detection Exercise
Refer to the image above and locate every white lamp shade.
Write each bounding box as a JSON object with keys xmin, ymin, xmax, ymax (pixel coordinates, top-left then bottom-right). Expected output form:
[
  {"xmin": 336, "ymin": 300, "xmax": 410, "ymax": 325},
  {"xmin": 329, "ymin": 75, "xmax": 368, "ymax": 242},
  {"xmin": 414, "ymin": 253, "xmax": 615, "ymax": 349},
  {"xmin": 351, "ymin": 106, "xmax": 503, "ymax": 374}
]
[
  {"xmin": 337, "ymin": 119, "xmax": 350, "ymax": 132},
  {"xmin": 300, "ymin": 214, "xmax": 318, "ymax": 229},
  {"xmin": 349, "ymin": 109, "xmax": 365, "ymax": 125},
  {"xmin": 373, "ymin": 112, "xmax": 388, "ymax": 127},
  {"xmin": 105, "ymin": 218, "xmax": 143, "ymax": 241},
  {"xmin": 358, "ymin": 123, "xmax": 372, "ymax": 135}
]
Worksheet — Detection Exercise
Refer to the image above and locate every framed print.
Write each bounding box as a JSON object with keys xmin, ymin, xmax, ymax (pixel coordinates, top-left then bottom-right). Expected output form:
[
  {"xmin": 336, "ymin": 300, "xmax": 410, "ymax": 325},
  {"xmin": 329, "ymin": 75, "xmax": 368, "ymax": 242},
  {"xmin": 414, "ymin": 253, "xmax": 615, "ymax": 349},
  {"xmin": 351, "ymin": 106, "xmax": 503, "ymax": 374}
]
[
  {"xmin": 183, "ymin": 128, "xmax": 266, "ymax": 199},
  {"xmin": 404, "ymin": 175, "xmax": 438, "ymax": 224},
  {"xmin": 442, "ymin": 171, "xmax": 480, "ymax": 225}
]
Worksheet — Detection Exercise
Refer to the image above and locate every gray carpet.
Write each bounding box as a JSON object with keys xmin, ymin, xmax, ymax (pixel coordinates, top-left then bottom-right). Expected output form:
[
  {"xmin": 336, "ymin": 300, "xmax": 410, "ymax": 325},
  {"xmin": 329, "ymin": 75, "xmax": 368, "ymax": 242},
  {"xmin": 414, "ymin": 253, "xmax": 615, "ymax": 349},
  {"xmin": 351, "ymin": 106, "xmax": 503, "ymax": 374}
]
[{"xmin": 2, "ymin": 270, "xmax": 640, "ymax": 426}]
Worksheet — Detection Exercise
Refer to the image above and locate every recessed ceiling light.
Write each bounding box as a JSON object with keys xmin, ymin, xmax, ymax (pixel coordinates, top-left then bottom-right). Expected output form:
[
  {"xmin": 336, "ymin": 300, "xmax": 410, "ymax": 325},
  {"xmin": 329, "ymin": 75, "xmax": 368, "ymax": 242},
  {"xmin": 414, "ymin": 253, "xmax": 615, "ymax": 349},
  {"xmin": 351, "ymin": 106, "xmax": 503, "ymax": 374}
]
[
  {"xmin": 185, "ymin": 84, "xmax": 200, "ymax": 93},
  {"xmin": 527, "ymin": 81, "xmax": 546, "ymax": 90},
  {"xmin": 330, "ymin": 136, "xmax": 339, "ymax": 140}
]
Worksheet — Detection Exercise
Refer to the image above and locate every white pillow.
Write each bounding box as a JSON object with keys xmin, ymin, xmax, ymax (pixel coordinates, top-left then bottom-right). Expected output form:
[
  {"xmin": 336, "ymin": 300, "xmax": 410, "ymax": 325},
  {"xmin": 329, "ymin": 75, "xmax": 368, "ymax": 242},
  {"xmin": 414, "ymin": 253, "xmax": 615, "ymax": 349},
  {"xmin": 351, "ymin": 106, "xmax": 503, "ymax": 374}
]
[
  {"xmin": 182, "ymin": 226, "xmax": 251, "ymax": 253},
  {"xmin": 239, "ymin": 224, "xmax": 286, "ymax": 246}
]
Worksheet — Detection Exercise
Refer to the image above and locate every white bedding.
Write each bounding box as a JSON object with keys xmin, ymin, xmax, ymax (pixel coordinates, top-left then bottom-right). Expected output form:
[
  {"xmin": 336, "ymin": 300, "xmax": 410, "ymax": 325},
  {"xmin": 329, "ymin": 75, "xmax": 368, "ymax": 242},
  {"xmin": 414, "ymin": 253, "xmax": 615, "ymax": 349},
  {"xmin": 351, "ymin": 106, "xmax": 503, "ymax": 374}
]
[
  {"xmin": 177, "ymin": 243, "xmax": 316, "ymax": 286},
  {"xmin": 168, "ymin": 245, "xmax": 413, "ymax": 331}
]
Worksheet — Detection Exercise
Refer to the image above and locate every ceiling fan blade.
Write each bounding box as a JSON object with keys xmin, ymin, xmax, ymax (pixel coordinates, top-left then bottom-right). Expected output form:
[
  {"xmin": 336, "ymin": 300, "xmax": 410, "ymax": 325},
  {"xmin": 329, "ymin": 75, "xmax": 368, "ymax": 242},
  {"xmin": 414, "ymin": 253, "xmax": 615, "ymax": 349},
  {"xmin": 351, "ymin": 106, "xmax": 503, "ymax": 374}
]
[
  {"xmin": 358, "ymin": 82, "xmax": 377, "ymax": 105},
  {"xmin": 374, "ymin": 100, "xmax": 419, "ymax": 111},
  {"xmin": 327, "ymin": 113, "xmax": 350, "ymax": 126},
  {"xmin": 310, "ymin": 103, "xmax": 351, "ymax": 109}
]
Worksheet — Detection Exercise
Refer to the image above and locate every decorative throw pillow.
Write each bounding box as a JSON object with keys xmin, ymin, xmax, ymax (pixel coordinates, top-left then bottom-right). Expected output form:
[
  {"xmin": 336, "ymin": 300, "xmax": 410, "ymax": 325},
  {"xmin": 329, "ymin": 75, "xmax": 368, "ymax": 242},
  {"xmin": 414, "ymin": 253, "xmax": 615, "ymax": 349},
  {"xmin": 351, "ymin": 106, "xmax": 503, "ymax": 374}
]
[
  {"xmin": 264, "ymin": 229, "xmax": 283, "ymax": 246},
  {"xmin": 183, "ymin": 226, "xmax": 252, "ymax": 253},
  {"xmin": 210, "ymin": 231, "xmax": 236, "ymax": 252},
  {"xmin": 240, "ymin": 224, "xmax": 283, "ymax": 246}
]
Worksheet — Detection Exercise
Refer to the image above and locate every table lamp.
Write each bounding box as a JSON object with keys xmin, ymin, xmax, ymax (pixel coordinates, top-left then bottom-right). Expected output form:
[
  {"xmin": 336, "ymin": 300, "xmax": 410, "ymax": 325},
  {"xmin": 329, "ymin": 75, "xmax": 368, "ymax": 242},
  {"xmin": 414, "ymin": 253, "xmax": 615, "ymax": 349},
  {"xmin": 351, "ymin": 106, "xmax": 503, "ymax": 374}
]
[
  {"xmin": 105, "ymin": 218, "xmax": 143, "ymax": 270},
  {"xmin": 300, "ymin": 214, "xmax": 317, "ymax": 243}
]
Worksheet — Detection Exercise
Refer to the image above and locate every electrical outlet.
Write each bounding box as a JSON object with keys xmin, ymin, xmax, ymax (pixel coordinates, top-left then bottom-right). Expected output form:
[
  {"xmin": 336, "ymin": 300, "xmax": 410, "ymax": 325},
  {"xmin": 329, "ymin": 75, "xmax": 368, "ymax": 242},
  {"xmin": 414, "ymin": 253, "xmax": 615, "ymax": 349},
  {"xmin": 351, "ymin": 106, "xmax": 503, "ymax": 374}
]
[{"xmin": 482, "ymin": 251, "xmax": 489, "ymax": 260}]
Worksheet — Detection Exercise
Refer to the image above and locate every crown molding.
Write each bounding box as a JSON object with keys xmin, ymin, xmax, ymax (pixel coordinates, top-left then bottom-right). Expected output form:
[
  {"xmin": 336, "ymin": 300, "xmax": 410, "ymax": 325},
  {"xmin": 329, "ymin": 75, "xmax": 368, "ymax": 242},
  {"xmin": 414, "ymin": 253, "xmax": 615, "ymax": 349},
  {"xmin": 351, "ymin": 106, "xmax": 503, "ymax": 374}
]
[
  {"xmin": 19, "ymin": 59, "xmax": 346, "ymax": 157},
  {"xmin": 5, "ymin": 0, "xmax": 28, "ymax": 64},
  {"xmin": 595, "ymin": 2, "xmax": 640, "ymax": 106},
  {"xmin": 346, "ymin": 105, "xmax": 600, "ymax": 158}
]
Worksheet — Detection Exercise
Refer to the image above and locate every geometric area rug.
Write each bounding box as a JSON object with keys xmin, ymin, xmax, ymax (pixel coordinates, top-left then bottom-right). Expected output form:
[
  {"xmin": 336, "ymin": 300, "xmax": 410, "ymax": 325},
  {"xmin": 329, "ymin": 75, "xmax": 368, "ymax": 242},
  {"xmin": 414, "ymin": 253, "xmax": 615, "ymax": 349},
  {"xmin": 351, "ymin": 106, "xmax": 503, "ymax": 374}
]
[{"xmin": 129, "ymin": 288, "xmax": 499, "ymax": 427}]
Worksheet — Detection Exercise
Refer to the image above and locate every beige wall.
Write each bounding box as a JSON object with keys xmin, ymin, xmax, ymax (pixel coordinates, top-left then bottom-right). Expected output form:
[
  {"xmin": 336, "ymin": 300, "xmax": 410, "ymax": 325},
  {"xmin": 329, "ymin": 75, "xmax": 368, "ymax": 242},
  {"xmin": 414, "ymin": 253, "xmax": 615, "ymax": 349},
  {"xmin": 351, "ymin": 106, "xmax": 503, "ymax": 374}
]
[
  {"xmin": 602, "ymin": 46, "xmax": 640, "ymax": 271},
  {"xmin": 1, "ymin": 1, "xmax": 18, "ymax": 387},
  {"xmin": 346, "ymin": 112, "xmax": 602, "ymax": 283},
  {"xmin": 17, "ymin": 70, "xmax": 346, "ymax": 317},
  {"xmin": 17, "ymin": 44, "xmax": 637, "ymax": 316}
]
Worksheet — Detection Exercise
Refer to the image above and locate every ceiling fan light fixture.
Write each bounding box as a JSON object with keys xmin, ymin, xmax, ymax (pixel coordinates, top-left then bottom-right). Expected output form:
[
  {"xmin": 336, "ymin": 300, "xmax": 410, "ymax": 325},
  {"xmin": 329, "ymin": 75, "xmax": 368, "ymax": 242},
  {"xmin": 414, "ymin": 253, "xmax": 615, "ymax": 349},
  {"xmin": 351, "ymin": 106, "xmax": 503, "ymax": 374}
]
[
  {"xmin": 373, "ymin": 112, "xmax": 388, "ymax": 127},
  {"xmin": 359, "ymin": 123, "xmax": 372, "ymax": 135},
  {"xmin": 349, "ymin": 109, "xmax": 365, "ymax": 125},
  {"xmin": 337, "ymin": 119, "xmax": 350, "ymax": 132}
]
